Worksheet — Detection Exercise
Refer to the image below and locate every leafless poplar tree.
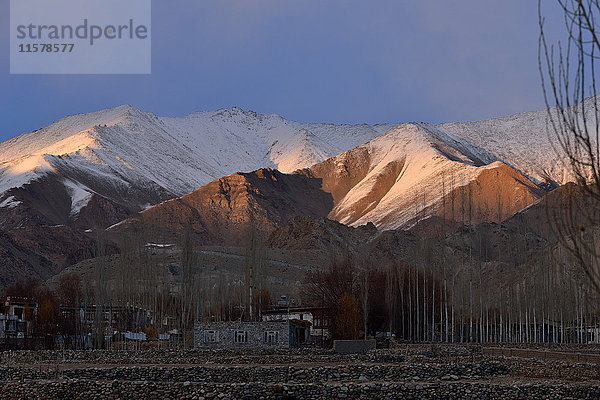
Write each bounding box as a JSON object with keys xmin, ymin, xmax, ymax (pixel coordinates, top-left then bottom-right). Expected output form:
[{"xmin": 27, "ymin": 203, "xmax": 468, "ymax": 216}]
[
  {"xmin": 244, "ymin": 219, "xmax": 265, "ymax": 321},
  {"xmin": 539, "ymin": 0, "xmax": 600, "ymax": 292},
  {"xmin": 179, "ymin": 226, "xmax": 198, "ymax": 345},
  {"xmin": 93, "ymin": 232, "xmax": 110, "ymax": 349}
]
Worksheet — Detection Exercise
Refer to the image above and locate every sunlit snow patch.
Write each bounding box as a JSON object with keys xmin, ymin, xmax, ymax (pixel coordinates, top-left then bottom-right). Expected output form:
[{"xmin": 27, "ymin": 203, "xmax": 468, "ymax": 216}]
[
  {"xmin": 63, "ymin": 180, "xmax": 93, "ymax": 216},
  {"xmin": 0, "ymin": 196, "xmax": 22, "ymax": 208}
]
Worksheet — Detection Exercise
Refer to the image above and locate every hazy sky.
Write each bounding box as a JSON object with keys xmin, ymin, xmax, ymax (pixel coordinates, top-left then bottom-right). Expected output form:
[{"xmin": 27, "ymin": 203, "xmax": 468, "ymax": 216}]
[{"xmin": 0, "ymin": 1, "xmax": 565, "ymax": 140}]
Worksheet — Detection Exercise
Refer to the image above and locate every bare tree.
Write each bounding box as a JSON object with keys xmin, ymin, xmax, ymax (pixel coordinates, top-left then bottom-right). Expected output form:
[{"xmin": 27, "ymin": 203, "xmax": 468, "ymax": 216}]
[
  {"xmin": 179, "ymin": 226, "xmax": 198, "ymax": 345},
  {"xmin": 539, "ymin": 0, "xmax": 600, "ymax": 292},
  {"xmin": 244, "ymin": 221, "xmax": 265, "ymax": 322},
  {"xmin": 93, "ymin": 232, "xmax": 110, "ymax": 349},
  {"xmin": 304, "ymin": 258, "xmax": 361, "ymax": 340}
]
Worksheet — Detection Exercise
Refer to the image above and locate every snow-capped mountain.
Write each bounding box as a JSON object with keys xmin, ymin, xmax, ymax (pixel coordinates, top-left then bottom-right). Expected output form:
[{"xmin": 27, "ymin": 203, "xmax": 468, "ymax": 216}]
[
  {"xmin": 108, "ymin": 121, "xmax": 545, "ymax": 246},
  {"xmin": 302, "ymin": 123, "xmax": 545, "ymax": 230},
  {"xmin": 0, "ymin": 102, "xmax": 572, "ymax": 289},
  {"xmin": 0, "ymin": 101, "xmax": 568, "ymax": 235},
  {"xmin": 0, "ymin": 105, "xmax": 393, "ymax": 226},
  {"xmin": 437, "ymin": 98, "xmax": 600, "ymax": 185}
]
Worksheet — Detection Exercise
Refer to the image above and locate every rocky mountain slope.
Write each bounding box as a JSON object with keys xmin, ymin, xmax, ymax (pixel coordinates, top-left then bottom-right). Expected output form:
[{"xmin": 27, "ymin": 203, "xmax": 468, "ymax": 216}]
[{"xmin": 108, "ymin": 169, "xmax": 334, "ymax": 245}]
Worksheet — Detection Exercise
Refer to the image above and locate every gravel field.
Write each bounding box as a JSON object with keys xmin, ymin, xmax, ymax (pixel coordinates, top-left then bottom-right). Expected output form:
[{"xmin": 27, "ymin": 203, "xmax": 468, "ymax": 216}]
[{"xmin": 0, "ymin": 346, "xmax": 598, "ymax": 399}]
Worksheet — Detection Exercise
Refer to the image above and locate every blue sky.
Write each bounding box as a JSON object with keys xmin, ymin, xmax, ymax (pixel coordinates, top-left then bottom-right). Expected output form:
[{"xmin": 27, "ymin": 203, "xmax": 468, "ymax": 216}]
[{"xmin": 0, "ymin": 1, "xmax": 565, "ymax": 140}]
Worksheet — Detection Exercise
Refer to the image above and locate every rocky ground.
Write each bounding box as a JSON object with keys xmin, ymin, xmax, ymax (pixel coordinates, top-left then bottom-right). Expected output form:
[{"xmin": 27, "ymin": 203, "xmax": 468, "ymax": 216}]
[{"xmin": 0, "ymin": 346, "xmax": 598, "ymax": 399}]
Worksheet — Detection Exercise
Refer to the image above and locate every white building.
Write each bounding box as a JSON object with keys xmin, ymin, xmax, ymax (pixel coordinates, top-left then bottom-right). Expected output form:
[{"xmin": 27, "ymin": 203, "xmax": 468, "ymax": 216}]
[
  {"xmin": 0, "ymin": 297, "xmax": 37, "ymax": 339},
  {"xmin": 261, "ymin": 306, "xmax": 333, "ymax": 341}
]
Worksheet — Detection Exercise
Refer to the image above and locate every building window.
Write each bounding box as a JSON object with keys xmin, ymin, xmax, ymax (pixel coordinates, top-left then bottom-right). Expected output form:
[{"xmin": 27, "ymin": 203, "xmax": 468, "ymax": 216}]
[
  {"xmin": 16, "ymin": 322, "xmax": 26, "ymax": 333},
  {"xmin": 234, "ymin": 330, "xmax": 248, "ymax": 343},
  {"xmin": 204, "ymin": 330, "xmax": 218, "ymax": 343},
  {"xmin": 315, "ymin": 317, "xmax": 331, "ymax": 328},
  {"xmin": 264, "ymin": 331, "xmax": 279, "ymax": 344}
]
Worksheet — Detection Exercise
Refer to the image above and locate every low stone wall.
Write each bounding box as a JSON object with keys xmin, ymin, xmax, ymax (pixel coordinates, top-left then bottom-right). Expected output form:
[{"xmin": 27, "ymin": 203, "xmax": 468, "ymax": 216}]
[
  {"xmin": 484, "ymin": 347, "xmax": 600, "ymax": 363},
  {"xmin": 0, "ymin": 348, "xmax": 409, "ymax": 365},
  {"xmin": 0, "ymin": 346, "xmax": 486, "ymax": 366},
  {"xmin": 1, "ymin": 380, "xmax": 599, "ymax": 400},
  {"xmin": 502, "ymin": 358, "xmax": 600, "ymax": 382},
  {"xmin": 334, "ymin": 340, "xmax": 376, "ymax": 354},
  {"xmin": 481, "ymin": 343, "xmax": 600, "ymax": 354},
  {"xmin": 0, "ymin": 360, "xmax": 506, "ymax": 383}
]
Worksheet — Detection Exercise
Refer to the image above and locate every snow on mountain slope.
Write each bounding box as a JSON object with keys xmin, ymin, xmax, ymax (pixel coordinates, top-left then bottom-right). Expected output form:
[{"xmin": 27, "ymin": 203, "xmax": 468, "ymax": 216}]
[
  {"xmin": 0, "ymin": 105, "xmax": 129, "ymax": 161},
  {"xmin": 302, "ymin": 123, "xmax": 544, "ymax": 230},
  {"xmin": 269, "ymin": 129, "xmax": 332, "ymax": 172},
  {"xmin": 436, "ymin": 98, "xmax": 600, "ymax": 185},
  {"xmin": 158, "ymin": 107, "xmax": 393, "ymax": 177},
  {"xmin": 63, "ymin": 179, "xmax": 93, "ymax": 216},
  {"xmin": 0, "ymin": 100, "xmax": 570, "ymax": 233},
  {"xmin": 0, "ymin": 105, "xmax": 393, "ymax": 223}
]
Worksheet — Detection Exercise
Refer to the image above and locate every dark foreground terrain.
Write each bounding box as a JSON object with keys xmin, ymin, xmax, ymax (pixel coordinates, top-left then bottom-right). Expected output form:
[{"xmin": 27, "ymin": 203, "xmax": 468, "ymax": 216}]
[{"xmin": 0, "ymin": 345, "xmax": 598, "ymax": 399}]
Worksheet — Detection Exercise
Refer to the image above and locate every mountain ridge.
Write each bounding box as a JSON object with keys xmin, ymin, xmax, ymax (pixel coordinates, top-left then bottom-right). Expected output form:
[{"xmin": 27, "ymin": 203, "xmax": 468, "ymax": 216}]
[
  {"xmin": 0, "ymin": 101, "xmax": 574, "ymax": 290},
  {"xmin": 300, "ymin": 123, "xmax": 545, "ymax": 230}
]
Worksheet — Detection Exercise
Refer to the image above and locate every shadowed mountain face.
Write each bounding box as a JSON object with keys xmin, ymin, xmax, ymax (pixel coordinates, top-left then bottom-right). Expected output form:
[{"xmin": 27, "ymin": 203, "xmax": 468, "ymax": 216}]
[
  {"xmin": 0, "ymin": 173, "xmax": 117, "ymax": 290},
  {"xmin": 266, "ymin": 215, "xmax": 433, "ymax": 269},
  {"xmin": 109, "ymin": 169, "xmax": 334, "ymax": 246},
  {"xmin": 505, "ymin": 182, "xmax": 599, "ymax": 240},
  {"xmin": 438, "ymin": 182, "xmax": 599, "ymax": 271},
  {"xmin": 0, "ymin": 231, "xmax": 56, "ymax": 290},
  {"xmin": 267, "ymin": 216, "xmax": 379, "ymax": 255},
  {"xmin": 0, "ymin": 220, "xmax": 103, "ymax": 290}
]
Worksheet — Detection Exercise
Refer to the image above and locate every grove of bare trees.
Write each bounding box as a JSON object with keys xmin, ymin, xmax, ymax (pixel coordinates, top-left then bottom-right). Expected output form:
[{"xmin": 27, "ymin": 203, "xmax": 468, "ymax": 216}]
[{"xmin": 539, "ymin": 0, "xmax": 600, "ymax": 293}]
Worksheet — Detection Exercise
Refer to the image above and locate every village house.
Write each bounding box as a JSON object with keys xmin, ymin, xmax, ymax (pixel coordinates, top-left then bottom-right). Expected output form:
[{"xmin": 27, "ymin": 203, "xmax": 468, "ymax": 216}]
[
  {"xmin": 60, "ymin": 304, "xmax": 153, "ymax": 333},
  {"xmin": 261, "ymin": 306, "xmax": 333, "ymax": 343},
  {"xmin": 0, "ymin": 297, "xmax": 37, "ymax": 340},
  {"xmin": 58, "ymin": 304, "xmax": 159, "ymax": 347},
  {"xmin": 194, "ymin": 320, "xmax": 311, "ymax": 349}
]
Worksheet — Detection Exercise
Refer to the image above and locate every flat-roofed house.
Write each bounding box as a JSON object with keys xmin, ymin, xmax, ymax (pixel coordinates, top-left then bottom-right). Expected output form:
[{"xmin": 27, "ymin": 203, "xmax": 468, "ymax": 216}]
[{"xmin": 194, "ymin": 320, "xmax": 310, "ymax": 349}]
